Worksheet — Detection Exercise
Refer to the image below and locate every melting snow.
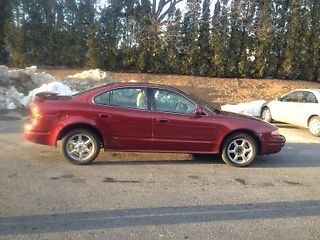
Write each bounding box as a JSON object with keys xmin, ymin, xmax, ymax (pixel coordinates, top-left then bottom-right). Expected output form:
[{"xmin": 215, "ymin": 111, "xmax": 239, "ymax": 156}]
[
  {"xmin": 22, "ymin": 82, "xmax": 76, "ymax": 107},
  {"xmin": 0, "ymin": 66, "xmax": 117, "ymax": 109},
  {"xmin": 66, "ymin": 69, "xmax": 108, "ymax": 80}
]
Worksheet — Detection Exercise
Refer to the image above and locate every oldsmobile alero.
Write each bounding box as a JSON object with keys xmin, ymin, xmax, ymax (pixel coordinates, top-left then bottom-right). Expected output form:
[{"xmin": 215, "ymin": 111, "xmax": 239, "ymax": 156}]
[{"xmin": 24, "ymin": 82, "xmax": 285, "ymax": 167}]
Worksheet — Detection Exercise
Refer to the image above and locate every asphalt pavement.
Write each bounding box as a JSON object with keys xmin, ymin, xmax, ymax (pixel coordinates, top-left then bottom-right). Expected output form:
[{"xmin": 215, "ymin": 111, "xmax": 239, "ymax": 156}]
[{"xmin": 1, "ymin": 110, "xmax": 320, "ymax": 240}]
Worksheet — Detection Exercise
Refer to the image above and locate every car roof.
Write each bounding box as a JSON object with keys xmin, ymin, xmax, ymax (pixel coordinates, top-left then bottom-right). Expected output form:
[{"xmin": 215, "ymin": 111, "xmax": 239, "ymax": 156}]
[
  {"xmin": 80, "ymin": 82, "xmax": 189, "ymax": 99},
  {"xmin": 112, "ymin": 81, "xmax": 181, "ymax": 90},
  {"xmin": 287, "ymin": 89, "xmax": 320, "ymax": 94},
  {"xmin": 96, "ymin": 82, "xmax": 187, "ymax": 94},
  {"xmin": 286, "ymin": 89, "xmax": 320, "ymax": 99}
]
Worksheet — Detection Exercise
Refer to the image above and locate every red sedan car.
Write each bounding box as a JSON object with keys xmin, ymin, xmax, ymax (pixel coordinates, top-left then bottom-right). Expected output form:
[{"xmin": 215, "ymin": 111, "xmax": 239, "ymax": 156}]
[{"xmin": 24, "ymin": 82, "xmax": 285, "ymax": 167}]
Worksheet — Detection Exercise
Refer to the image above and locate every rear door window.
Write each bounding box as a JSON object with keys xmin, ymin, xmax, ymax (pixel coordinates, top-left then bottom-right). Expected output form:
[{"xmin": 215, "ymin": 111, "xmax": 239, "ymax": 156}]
[
  {"xmin": 302, "ymin": 91, "xmax": 318, "ymax": 103},
  {"xmin": 94, "ymin": 88, "xmax": 148, "ymax": 110}
]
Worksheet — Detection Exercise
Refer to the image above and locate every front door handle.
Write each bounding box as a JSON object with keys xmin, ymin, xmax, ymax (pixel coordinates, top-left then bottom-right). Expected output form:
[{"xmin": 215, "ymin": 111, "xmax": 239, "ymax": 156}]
[
  {"xmin": 158, "ymin": 119, "xmax": 169, "ymax": 123},
  {"xmin": 99, "ymin": 113, "xmax": 110, "ymax": 118}
]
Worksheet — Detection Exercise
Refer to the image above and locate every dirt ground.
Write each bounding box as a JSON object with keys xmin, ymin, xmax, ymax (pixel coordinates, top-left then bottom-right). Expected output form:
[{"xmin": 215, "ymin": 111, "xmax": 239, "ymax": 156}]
[{"xmin": 41, "ymin": 68, "xmax": 320, "ymax": 106}]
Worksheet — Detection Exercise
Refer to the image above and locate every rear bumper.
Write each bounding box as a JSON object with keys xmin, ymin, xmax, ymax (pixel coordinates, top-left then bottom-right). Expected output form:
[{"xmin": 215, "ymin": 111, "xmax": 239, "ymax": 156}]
[
  {"xmin": 261, "ymin": 134, "xmax": 286, "ymax": 155},
  {"xmin": 24, "ymin": 119, "xmax": 55, "ymax": 146}
]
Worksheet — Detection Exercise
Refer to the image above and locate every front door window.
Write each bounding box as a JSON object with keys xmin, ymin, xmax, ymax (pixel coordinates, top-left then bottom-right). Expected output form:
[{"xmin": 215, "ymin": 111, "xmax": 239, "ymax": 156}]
[{"xmin": 152, "ymin": 89, "xmax": 196, "ymax": 114}]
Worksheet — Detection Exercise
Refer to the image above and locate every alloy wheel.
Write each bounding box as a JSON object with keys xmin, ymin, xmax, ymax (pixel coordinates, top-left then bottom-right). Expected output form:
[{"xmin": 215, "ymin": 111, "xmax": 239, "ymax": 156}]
[
  {"xmin": 227, "ymin": 138, "xmax": 254, "ymax": 164},
  {"xmin": 66, "ymin": 133, "xmax": 96, "ymax": 162}
]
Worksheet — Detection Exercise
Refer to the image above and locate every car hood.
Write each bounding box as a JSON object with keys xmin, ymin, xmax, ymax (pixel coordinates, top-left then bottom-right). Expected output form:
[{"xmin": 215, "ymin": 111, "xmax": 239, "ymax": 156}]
[{"xmin": 216, "ymin": 110, "xmax": 278, "ymax": 132}]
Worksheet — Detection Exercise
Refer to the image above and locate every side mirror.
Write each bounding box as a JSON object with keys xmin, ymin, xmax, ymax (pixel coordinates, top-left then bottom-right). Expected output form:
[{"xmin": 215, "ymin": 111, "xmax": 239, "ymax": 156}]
[
  {"xmin": 195, "ymin": 106, "xmax": 205, "ymax": 116},
  {"xmin": 276, "ymin": 97, "xmax": 282, "ymax": 101}
]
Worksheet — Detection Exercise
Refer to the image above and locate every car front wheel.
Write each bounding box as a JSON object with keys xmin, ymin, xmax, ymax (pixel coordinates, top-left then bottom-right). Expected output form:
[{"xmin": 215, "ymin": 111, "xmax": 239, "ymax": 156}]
[
  {"xmin": 62, "ymin": 129, "xmax": 100, "ymax": 165},
  {"xmin": 261, "ymin": 107, "xmax": 272, "ymax": 123},
  {"xmin": 221, "ymin": 133, "xmax": 258, "ymax": 167},
  {"xmin": 308, "ymin": 116, "xmax": 320, "ymax": 137}
]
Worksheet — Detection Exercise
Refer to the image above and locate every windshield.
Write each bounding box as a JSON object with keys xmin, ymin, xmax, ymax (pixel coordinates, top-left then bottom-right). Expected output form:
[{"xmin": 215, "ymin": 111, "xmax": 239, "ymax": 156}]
[
  {"xmin": 181, "ymin": 89, "xmax": 220, "ymax": 114},
  {"xmin": 194, "ymin": 96, "xmax": 220, "ymax": 113}
]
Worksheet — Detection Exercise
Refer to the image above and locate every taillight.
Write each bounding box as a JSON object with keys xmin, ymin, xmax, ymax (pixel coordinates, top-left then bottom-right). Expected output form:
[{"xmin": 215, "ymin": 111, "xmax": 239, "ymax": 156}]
[{"xmin": 31, "ymin": 105, "xmax": 41, "ymax": 119}]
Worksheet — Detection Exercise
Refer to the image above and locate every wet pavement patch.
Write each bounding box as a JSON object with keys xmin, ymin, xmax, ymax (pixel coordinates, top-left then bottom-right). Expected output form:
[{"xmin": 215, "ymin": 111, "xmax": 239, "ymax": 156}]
[
  {"xmin": 8, "ymin": 173, "xmax": 18, "ymax": 178},
  {"xmin": 50, "ymin": 177, "xmax": 60, "ymax": 180},
  {"xmin": 283, "ymin": 180, "xmax": 302, "ymax": 186},
  {"xmin": 260, "ymin": 182, "xmax": 274, "ymax": 187},
  {"xmin": 188, "ymin": 175, "xmax": 201, "ymax": 180},
  {"xmin": 235, "ymin": 178, "xmax": 247, "ymax": 185},
  {"xmin": 60, "ymin": 174, "xmax": 75, "ymax": 179},
  {"xmin": 103, "ymin": 177, "xmax": 141, "ymax": 183}
]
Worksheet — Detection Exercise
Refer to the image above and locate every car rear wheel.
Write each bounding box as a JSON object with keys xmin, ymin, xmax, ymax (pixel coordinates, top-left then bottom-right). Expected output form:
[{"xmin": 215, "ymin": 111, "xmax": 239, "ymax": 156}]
[
  {"xmin": 308, "ymin": 116, "xmax": 320, "ymax": 137},
  {"xmin": 261, "ymin": 107, "xmax": 272, "ymax": 123},
  {"xmin": 62, "ymin": 129, "xmax": 100, "ymax": 165},
  {"xmin": 221, "ymin": 133, "xmax": 257, "ymax": 167}
]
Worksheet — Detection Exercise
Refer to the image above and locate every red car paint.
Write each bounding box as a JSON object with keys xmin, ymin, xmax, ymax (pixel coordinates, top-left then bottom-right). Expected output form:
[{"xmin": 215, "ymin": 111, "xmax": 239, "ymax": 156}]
[{"xmin": 24, "ymin": 83, "xmax": 285, "ymax": 162}]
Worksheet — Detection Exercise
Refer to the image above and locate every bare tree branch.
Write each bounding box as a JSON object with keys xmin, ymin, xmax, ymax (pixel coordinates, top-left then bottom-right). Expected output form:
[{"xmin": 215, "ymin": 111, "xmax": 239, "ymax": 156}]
[
  {"xmin": 151, "ymin": 0, "xmax": 184, "ymax": 24},
  {"xmin": 152, "ymin": 0, "xmax": 157, "ymax": 14}
]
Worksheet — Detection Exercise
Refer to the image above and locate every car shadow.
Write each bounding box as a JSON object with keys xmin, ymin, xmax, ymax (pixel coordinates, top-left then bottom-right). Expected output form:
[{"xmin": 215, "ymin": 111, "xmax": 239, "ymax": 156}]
[
  {"xmin": 93, "ymin": 155, "xmax": 224, "ymax": 166},
  {"xmin": 92, "ymin": 143, "xmax": 320, "ymax": 168}
]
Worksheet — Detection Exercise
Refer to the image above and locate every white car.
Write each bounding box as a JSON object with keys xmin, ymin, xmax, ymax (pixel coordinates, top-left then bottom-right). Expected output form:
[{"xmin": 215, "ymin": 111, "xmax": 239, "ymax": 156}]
[{"xmin": 261, "ymin": 89, "xmax": 320, "ymax": 136}]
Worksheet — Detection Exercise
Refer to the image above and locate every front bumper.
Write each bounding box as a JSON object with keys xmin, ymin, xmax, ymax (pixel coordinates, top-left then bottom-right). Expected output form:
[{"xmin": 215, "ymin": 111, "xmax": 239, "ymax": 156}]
[{"xmin": 261, "ymin": 134, "xmax": 286, "ymax": 155}]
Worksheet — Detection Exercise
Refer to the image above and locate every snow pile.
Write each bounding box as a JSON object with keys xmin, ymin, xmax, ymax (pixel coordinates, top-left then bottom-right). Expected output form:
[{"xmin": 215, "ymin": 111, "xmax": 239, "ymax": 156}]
[
  {"xmin": 1, "ymin": 65, "xmax": 58, "ymax": 109},
  {"xmin": 66, "ymin": 69, "xmax": 108, "ymax": 80},
  {"xmin": 0, "ymin": 65, "xmax": 8, "ymax": 82},
  {"xmin": 0, "ymin": 66, "xmax": 118, "ymax": 109},
  {"xmin": 221, "ymin": 100, "xmax": 266, "ymax": 117},
  {"xmin": 5, "ymin": 87, "xmax": 25, "ymax": 109},
  {"xmin": 0, "ymin": 65, "xmax": 55, "ymax": 86},
  {"xmin": 63, "ymin": 69, "xmax": 116, "ymax": 92},
  {"xmin": 24, "ymin": 66, "xmax": 56, "ymax": 85},
  {"xmin": 22, "ymin": 82, "xmax": 75, "ymax": 107},
  {"xmin": 4, "ymin": 82, "xmax": 75, "ymax": 109}
]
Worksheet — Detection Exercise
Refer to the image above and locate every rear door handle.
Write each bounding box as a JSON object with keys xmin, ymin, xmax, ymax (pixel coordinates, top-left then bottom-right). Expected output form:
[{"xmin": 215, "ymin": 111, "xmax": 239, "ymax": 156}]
[
  {"xmin": 99, "ymin": 113, "xmax": 110, "ymax": 118},
  {"xmin": 158, "ymin": 119, "xmax": 169, "ymax": 123}
]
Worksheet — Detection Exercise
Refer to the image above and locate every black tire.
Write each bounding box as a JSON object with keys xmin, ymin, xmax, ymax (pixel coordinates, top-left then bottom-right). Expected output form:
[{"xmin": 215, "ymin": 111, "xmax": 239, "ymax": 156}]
[
  {"xmin": 261, "ymin": 107, "xmax": 272, "ymax": 123},
  {"xmin": 61, "ymin": 129, "xmax": 100, "ymax": 165},
  {"xmin": 221, "ymin": 133, "xmax": 258, "ymax": 167},
  {"xmin": 308, "ymin": 116, "xmax": 320, "ymax": 137}
]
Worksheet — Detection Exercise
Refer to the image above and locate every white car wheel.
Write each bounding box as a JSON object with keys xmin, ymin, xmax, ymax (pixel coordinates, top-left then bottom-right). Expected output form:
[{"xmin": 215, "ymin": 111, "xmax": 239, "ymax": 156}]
[
  {"xmin": 261, "ymin": 107, "xmax": 272, "ymax": 123},
  {"xmin": 308, "ymin": 116, "xmax": 320, "ymax": 137}
]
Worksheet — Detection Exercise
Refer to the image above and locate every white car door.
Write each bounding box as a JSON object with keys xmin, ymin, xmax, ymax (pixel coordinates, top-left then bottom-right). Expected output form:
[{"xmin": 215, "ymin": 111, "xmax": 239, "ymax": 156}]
[
  {"xmin": 270, "ymin": 90, "xmax": 319, "ymax": 128},
  {"xmin": 269, "ymin": 91, "xmax": 301, "ymax": 124},
  {"xmin": 290, "ymin": 91, "xmax": 320, "ymax": 128}
]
